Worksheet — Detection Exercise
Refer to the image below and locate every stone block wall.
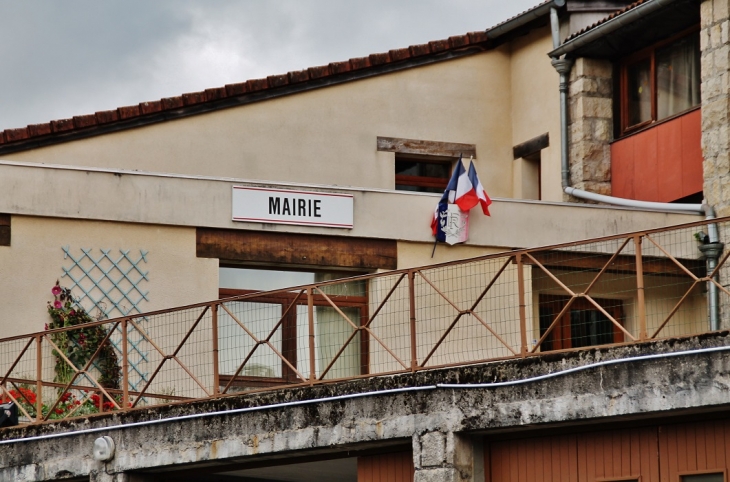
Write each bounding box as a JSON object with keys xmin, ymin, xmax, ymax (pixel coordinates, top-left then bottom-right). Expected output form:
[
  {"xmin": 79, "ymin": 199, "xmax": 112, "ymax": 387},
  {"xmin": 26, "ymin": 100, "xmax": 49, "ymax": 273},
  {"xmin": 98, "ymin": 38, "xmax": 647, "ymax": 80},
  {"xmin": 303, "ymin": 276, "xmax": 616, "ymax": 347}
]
[{"xmin": 567, "ymin": 57, "xmax": 614, "ymax": 199}]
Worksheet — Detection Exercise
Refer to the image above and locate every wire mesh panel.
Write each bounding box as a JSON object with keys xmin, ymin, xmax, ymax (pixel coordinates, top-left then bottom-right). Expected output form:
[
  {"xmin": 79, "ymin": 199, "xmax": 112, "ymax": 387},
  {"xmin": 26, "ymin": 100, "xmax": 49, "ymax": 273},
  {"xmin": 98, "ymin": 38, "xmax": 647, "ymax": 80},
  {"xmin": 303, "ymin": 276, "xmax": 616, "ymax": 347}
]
[{"xmin": 367, "ymin": 273, "xmax": 412, "ymax": 374}]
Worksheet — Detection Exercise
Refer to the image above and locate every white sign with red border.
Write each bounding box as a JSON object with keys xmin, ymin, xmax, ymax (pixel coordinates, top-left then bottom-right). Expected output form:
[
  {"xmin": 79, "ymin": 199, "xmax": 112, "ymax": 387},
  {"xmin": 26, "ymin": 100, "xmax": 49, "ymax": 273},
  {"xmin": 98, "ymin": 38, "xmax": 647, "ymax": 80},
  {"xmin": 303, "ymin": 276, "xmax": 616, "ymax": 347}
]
[{"xmin": 232, "ymin": 186, "xmax": 354, "ymax": 228}]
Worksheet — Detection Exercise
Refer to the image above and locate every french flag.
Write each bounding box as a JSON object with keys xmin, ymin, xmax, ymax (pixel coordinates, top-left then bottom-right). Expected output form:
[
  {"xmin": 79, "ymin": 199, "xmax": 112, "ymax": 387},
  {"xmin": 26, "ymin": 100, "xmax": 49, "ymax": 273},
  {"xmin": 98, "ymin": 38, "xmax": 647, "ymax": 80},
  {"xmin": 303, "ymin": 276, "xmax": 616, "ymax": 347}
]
[
  {"xmin": 455, "ymin": 160, "xmax": 492, "ymax": 216},
  {"xmin": 430, "ymin": 158, "xmax": 491, "ymax": 238}
]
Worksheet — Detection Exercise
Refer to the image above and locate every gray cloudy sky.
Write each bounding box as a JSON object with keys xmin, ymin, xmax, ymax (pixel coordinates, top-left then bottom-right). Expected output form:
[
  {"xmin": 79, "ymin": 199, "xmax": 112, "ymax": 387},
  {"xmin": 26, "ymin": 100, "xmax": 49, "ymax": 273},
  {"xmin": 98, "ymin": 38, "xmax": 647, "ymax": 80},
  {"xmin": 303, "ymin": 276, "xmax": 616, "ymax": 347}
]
[{"xmin": 0, "ymin": 0, "xmax": 538, "ymax": 131}]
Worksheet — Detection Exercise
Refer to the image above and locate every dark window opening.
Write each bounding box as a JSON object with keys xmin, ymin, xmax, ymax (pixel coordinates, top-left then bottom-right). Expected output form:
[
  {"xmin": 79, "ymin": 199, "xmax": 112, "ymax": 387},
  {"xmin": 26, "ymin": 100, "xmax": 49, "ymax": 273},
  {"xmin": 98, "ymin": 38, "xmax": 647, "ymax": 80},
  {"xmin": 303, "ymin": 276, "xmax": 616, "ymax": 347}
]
[
  {"xmin": 395, "ymin": 154, "xmax": 453, "ymax": 193},
  {"xmin": 538, "ymin": 295, "xmax": 624, "ymax": 351}
]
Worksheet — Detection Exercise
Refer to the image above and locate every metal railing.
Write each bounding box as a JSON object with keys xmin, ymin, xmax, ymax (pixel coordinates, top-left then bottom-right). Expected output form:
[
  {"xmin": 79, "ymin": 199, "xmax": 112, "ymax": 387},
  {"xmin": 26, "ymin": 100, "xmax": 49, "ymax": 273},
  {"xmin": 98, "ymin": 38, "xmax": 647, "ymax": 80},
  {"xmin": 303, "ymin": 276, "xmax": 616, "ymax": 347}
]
[{"xmin": 1, "ymin": 217, "xmax": 729, "ymax": 425}]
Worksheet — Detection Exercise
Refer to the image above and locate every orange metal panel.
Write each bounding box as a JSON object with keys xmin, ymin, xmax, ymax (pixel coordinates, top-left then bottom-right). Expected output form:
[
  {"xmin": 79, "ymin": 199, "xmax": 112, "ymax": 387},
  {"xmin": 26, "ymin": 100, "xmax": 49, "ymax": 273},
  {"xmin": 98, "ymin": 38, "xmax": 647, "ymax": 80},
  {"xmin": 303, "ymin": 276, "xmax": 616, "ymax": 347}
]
[
  {"xmin": 611, "ymin": 109, "xmax": 702, "ymax": 203},
  {"xmin": 357, "ymin": 452, "xmax": 413, "ymax": 482}
]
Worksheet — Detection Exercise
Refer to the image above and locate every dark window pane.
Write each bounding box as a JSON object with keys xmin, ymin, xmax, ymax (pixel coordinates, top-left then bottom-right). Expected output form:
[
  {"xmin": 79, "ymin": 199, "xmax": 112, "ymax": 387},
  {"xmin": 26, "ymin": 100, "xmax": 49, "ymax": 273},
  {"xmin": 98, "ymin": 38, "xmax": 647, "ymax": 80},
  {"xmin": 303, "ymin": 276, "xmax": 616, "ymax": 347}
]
[
  {"xmin": 395, "ymin": 160, "xmax": 450, "ymax": 178},
  {"xmin": 657, "ymin": 33, "xmax": 700, "ymax": 119},
  {"xmin": 682, "ymin": 474, "xmax": 724, "ymax": 482},
  {"xmin": 627, "ymin": 58, "xmax": 652, "ymax": 127},
  {"xmin": 570, "ymin": 308, "xmax": 614, "ymax": 348}
]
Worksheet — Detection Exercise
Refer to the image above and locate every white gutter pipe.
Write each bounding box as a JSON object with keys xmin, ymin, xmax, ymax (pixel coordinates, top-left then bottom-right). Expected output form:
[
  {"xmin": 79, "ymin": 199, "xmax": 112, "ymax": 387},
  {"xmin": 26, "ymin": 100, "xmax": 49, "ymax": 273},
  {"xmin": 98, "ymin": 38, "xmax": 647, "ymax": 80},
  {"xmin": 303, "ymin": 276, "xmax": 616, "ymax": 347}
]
[{"xmin": 548, "ymin": 1, "xmax": 722, "ymax": 330}]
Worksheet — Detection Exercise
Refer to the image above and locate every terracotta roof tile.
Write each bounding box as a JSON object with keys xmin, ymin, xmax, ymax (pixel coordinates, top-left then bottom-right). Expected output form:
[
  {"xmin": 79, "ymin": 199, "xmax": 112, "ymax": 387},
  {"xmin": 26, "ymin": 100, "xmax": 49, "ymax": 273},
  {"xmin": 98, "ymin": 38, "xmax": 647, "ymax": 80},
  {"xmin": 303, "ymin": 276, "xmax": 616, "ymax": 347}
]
[
  {"xmin": 161, "ymin": 96, "xmax": 184, "ymax": 110},
  {"xmin": 369, "ymin": 52, "xmax": 390, "ymax": 66},
  {"xmin": 327, "ymin": 61, "xmax": 351, "ymax": 75},
  {"xmin": 564, "ymin": 1, "xmax": 644, "ymax": 42},
  {"xmin": 4, "ymin": 128, "xmax": 28, "ymax": 142},
  {"xmin": 182, "ymin": 91, "xmax": 207, "ymax": 106},
  {"xmin": 118, "ymin": 105, "xmax": 141, "ymax": 120},
  {"xmin": 246, "ymin": 78, "xmax": 269, "ymax": 92},
  {"xmin": 224, "ymin": 82, "xmax": 248, "ymax": 96},
  {"xmin": 388, "ymin": 48, "xmax": 411, "ymax": 62},
  {"xmin": 448, "ymin": 34, "xmax": 470, "ymax": 49},
  {"xmin": 51, "ymin": 119, "xmax": 74, "ymax": 133},
  {"xmin": 138, "ymin": 101, "xmax": 161, "ymax": 115},
  {"xmin": 409, "ymin": 43, "xmax": 431, "ymax": 57},
  {"xmin": 96, "ymin": 110, "xmax": 120, "ymax": 124},
  {"xmin": 73, "ymin": 114, "xmax": 97, "ymax": 129},
  {"xmin": 204, "ymin": 87, "xmax": 227, "ymax": 101},
  {"xmin": 27, "ymin": 123, "xmax": 52, "ymax": 138},
  {"xmin": 428, "ymin": 39, "xmax": 450, "ymax": 53},
  {"xmin": 288, "ymin": 69, "xmax": 311, "ymax": 83},
  {"xmin": 267, "ymin": 74, "xmax": 289, "ymax": 88},
  {"xmin": 307, "ymin": 65, "xmax": 331, "ymax": 78}
]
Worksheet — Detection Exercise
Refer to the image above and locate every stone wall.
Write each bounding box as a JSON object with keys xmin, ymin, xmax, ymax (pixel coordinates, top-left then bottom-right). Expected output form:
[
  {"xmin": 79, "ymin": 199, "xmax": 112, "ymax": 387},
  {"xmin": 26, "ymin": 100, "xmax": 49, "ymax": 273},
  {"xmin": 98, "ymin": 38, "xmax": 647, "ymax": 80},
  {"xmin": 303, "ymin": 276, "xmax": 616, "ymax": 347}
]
[{"xmin": 567, "ymin": 57, "xmax": 614, "ymax": 199}]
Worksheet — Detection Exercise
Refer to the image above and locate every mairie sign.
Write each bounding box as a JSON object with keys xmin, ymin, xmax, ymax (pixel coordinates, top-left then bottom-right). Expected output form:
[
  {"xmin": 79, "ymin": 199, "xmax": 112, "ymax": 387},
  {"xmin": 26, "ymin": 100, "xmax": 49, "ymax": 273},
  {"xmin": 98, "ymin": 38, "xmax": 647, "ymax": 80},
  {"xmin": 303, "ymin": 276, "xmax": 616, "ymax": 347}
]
[{"xmin": 232, "ymin": 186, "xmax": 354, "ymax": 228}]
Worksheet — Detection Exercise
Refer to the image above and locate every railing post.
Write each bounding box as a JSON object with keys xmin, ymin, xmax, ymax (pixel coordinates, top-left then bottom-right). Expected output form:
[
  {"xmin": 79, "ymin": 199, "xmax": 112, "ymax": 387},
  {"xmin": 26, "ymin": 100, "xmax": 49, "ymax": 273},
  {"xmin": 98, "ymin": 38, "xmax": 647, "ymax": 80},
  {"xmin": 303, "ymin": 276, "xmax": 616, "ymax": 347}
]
[
  {"xmin": 122, "ymin": 318, "xmax": 129, "ymax": 410},
  {"xmin": 35, "ymin": 334, "xmax": 42, "ymax": 422},
  {"xmin": 634, "ymin": 235, "xmax": 647, "ymax": 340},
  {"xmin": 408, "ymin": 270, "xmax": 417, "ymax": 371},
  {"xmin": 308, "ymin": 287, "xmax": 316, "ymax": 385},
  {"xmin": 516, "ymin": 254, "xmax": 528, "ymax": 356},
  {"xmin": 211, "ymin": 304, "xmax": 220, "ymax": 395}
]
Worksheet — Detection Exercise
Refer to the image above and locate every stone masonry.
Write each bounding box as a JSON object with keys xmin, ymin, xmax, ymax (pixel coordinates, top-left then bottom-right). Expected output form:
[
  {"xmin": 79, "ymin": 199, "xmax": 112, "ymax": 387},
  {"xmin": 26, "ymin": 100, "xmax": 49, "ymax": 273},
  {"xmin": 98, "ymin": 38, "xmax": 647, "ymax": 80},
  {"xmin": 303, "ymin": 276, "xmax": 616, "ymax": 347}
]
[{"xmin": 567, "ymin": 57, "xmax": 614, "ymax": 199}]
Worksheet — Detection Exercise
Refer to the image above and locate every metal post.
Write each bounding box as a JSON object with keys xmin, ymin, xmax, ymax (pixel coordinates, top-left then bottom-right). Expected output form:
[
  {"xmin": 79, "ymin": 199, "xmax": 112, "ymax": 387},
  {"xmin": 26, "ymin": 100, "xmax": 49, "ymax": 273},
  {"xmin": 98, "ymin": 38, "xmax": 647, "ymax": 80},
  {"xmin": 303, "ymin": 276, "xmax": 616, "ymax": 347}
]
[
  {"xmin": 408, "ymin": 270, "xmax": 417, "ymax": 371},
  {"xmin": 634, "ymin": 235, "xmax": 647, "ymax": 340},
  {"xmin": 308, "ymin": 288, "xmax": 315, "ymax": 384},
  {"xmin": 516, "ymin": 254, "xmax": 528, "ymax": 355},
  {"xmin": 211, "ymin": 304, "xmax": 220, "ymax": 395},
  {"xmin": 35, "ymin": 335, "xmax": 42, "ymax": 422},
  {"xmin": 122, "ymin": 318, "xmax": 129, "ymax": 409}
]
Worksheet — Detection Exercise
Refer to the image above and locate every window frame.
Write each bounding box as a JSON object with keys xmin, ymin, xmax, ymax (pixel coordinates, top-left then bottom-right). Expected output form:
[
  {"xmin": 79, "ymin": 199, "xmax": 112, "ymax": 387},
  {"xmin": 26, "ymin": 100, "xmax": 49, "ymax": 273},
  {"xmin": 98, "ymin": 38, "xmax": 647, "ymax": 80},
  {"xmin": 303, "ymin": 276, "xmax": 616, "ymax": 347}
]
[
  {"xmin": 678, "ymin": 470, "xmax": 727, "ymax": 482},
  {"xmin": 394, "ymin": 154, "xmax": 454, "ymax": 193},
  {"xmin": 218, "ymin": 268, "xmax": 370, "ymax": 388},
  {"xmin": 619, "ymin": 26, "xmax": 700, "ymax": 136}
]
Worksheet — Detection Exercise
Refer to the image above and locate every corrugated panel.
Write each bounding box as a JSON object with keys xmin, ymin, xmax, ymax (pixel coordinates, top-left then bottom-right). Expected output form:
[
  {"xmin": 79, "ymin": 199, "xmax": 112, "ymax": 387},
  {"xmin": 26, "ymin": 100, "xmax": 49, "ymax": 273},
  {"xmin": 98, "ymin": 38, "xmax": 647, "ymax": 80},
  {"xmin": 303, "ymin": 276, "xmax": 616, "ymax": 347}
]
[{"xmin": 358, "ymin": 451, "xmax": 414, "ymax": 482}]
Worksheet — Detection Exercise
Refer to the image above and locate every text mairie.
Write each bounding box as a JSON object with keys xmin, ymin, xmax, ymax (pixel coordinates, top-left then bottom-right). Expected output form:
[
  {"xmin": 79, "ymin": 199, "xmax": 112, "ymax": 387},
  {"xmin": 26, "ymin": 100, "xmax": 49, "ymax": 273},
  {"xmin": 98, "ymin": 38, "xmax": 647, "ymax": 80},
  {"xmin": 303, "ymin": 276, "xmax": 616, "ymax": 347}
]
[{"xmin": 269, "ymin": 196, "xmax": 322, "ymax": 217}]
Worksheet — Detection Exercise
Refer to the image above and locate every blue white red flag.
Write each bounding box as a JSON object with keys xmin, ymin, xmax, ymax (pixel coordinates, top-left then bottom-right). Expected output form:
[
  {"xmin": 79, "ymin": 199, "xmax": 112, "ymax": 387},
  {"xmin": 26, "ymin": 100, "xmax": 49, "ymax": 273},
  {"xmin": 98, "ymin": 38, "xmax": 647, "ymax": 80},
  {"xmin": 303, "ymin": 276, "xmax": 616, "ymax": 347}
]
[{"xmin": 430, "ymin": 157, "xmax": 491, "ymax": 244}]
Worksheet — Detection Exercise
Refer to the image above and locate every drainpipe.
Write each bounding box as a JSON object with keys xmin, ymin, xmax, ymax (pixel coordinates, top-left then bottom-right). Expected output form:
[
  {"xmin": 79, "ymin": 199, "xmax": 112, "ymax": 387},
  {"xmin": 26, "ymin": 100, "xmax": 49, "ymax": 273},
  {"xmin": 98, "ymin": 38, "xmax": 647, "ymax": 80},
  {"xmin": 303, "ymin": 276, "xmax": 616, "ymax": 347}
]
[{"xmin": 548, "ymin": 5, "xmax": 723, "ymax": 330}]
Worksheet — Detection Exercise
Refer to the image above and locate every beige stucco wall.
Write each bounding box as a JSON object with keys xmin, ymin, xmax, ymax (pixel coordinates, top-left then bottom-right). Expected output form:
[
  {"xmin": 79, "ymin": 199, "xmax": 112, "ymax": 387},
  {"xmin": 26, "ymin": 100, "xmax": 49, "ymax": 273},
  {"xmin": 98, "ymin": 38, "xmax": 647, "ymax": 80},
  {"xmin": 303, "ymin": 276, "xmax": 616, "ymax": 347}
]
[
  {"xmin": 0, "ymin": 216, "xmax": 218, "ymax": 337},
  {"xmin": 510, "ymin": 28, "xmax": 563, "ymax": 202},
  {"xmin": 3, "ymin": 48, "xmax": 516, "ymax": 198}
]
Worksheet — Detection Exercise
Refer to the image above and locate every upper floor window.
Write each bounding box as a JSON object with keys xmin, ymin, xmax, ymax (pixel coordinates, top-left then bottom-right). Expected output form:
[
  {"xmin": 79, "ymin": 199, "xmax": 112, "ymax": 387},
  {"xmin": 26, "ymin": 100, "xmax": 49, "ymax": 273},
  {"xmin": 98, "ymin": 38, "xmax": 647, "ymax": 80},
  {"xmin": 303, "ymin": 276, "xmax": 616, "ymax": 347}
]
[{"xmin": 621, "ymin": 30, "xmax": 700, "ymax": 134}]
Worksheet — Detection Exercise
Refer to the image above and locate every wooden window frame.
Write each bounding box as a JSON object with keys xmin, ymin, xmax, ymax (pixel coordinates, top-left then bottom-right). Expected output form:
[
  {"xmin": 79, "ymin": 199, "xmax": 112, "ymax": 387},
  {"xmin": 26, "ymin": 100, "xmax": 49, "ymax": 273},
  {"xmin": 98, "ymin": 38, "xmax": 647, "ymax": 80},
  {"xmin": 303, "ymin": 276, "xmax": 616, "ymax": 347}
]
[
  {"xmin": 219, "ymin": 283, "xmax": 370, "ymax": 387},
  {"xmin": 538, "ymin": 294, "xmax": 625, "ymax": 351},
  {"xmin": 0, "ymin": 214, "xmax": 9, "ymax": 246},
  {"xmin": 678, "ymin": 470, "xmax": 727, "ymax": 482},
  {"xmin": 619, "ymin": 26, "xmax": 700, "ymax": 136},
  {"xmin": 394, "ymin": 154, "xmax": 453, "ymax": 192}
]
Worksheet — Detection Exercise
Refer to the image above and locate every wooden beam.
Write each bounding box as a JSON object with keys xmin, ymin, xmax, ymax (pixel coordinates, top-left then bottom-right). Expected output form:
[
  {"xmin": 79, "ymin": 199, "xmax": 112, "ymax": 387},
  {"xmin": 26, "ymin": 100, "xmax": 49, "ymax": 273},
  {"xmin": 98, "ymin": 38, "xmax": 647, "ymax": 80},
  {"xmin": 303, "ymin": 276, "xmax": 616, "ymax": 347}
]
[
  {"xmin": 377, "ymin": 136, "xmax": 476, "ymax": 158},
  {"xmin": 197, "ymin": 228, "xmax": 397, "ymax": 270},
  {"xmin": 524, "ymin": 250, "xmax": 705, "ymax": 277},
  {"xmin": 513, "ymin": 132, "xmax": 549, "ymax": 160},
  {"xmin": 0, "ymin": 214, "xmax": 9, "ymax": 246}
]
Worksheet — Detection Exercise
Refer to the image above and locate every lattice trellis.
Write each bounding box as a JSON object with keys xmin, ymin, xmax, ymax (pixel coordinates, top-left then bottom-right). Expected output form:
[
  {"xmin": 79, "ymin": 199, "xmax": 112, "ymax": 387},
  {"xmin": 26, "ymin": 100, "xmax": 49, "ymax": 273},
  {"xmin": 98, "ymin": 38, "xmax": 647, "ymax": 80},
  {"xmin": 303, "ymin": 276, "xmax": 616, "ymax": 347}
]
[{"xmin": 61, "ymin": 247, "xmax": 150, "ymax": 390}]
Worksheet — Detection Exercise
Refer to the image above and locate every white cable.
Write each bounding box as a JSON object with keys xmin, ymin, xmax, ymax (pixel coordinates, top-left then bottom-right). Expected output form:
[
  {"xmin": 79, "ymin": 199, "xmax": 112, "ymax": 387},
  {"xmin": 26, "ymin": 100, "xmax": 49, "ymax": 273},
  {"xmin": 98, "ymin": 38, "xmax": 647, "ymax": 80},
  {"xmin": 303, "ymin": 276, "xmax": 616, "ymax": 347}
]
[{"xmin": 1, "ymin": 345, "xmax": 728, "ymax": 445}]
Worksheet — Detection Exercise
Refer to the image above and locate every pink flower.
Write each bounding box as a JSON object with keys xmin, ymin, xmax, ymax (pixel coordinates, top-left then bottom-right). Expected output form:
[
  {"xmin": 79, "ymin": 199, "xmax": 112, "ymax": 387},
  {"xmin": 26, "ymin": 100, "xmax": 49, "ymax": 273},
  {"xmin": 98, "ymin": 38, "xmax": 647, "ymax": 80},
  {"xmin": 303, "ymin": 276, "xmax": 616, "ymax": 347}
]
[
  {"xmin": 53, "ymin": 300, "xmax": 62, "ymax": 309},
  {"xmin": 51, "ymin": 285, "xmax": 62, "ymax": 296}
]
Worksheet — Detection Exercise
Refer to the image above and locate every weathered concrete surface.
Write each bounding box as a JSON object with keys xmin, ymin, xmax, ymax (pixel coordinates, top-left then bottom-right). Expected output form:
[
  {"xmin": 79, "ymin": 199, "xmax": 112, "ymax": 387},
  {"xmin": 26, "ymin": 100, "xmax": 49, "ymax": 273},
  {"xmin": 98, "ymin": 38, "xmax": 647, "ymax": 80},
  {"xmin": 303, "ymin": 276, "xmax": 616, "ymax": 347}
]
[{"xmin": 1, "ymin": 333, "xmax": 730, "ymax": 481}]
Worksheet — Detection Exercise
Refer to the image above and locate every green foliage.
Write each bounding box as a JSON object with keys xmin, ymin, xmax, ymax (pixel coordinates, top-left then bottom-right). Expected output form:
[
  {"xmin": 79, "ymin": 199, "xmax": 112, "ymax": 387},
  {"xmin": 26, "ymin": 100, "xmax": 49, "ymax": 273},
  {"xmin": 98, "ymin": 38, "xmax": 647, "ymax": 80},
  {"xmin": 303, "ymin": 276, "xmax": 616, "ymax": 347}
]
[{"xmin": 46, "ymin": 281, "xmax": 121, "ymax": 390}]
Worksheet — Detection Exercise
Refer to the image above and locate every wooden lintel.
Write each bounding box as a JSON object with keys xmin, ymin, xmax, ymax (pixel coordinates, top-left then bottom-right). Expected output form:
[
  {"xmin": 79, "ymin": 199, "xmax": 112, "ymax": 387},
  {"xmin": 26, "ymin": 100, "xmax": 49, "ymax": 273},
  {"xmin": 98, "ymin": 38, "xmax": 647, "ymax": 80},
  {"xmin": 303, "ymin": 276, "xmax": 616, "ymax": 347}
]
[
  {"xmin": 377, "ymin": 136, "xmax": 476, "ymax": 158},
  {"xmin": 513, "ymin": 132, "xmax": 549, "ymax": 160},
  {"xmin": 524, "ymin": 250, "xmax": 705, "ymax": 277},
  {"xmin": 197, "ymin": 228, "xmax": 397, "ymax": 270}
]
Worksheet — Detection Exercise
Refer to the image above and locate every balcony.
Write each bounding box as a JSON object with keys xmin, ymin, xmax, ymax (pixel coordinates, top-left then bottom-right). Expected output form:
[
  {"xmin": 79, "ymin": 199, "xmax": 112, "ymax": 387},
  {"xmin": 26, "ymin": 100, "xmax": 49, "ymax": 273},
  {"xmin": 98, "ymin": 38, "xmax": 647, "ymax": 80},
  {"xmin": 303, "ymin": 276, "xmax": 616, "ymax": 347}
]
[
  {"xmin": 0, "ymin": 217, "xmax": 726, "ymax": 425},
  {"xmin": 611, "ymin": 108, "xmax": 702, "ymax": 202}
]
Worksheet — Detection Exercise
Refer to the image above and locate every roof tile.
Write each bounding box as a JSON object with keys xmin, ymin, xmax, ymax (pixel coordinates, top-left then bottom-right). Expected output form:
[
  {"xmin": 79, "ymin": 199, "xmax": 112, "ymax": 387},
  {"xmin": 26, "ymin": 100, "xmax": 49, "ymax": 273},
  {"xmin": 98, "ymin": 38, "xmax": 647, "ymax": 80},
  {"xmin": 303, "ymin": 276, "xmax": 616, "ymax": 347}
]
[
  {"xmin": 409, "ymin": 43, "xmax": 431, "ymax": 57},
  {"xmin": 468, "ymin": 31, "xmax": 488, "ymax": 43},
  {"xmin": 224, "ymin": 82, "xmax": 248, "ymax": 96},
  {"xmin": 96, "ymin": 110, "xmax": 120, "ymax": 124},
  {"xmin": 204, "ymin": 87, "xmax": 227, "ymax": 101},
  {"xmin": 182, "ymin": 91, "xmax": 206, "ymax": 106},
  {"xmin": 161, "ymin": 96, "xmax": 184, "ymax": 110},
  {"xmin": 267, "ymin": 74, "xmax": 289, "ymax": 88},
  {"xmin": 288, "ymin": 69, "xmax": 311, "ymax": 83},
  {"xmin": 27, "ymin": 123, "xmax": 52, "ymax": 138},
  {"xmin": 428, "ymin": 39, "xmax": 450, "ymax": 53},
  {"xmin": 328, "ymin": 61, "xmax": 351, "ymax": 75},
  {"xmin": 73, "ymin": 114, "xmax": 97, "ymax": 129},
  {"xmin": 448, "ymin": 35, "xmax": 470, "ymax": 49},
  {"xmin": 138, "ymin": 101, "xmax": 162, "ymax": 115},
  {"xmin": 564, "ymin": 0, "xmax": 644, "ymax": 42},
  {"xmin": 307, "ymin": 65, "xmax": 331, "ymax": 79},
  {"xmin": 388, "ymin": 48, "xmax": 411, "ymax": 62},
  {"xmin": 50, "ymin": 119, "xmax": 74, "ymax": 133},
  {"xmin": 4, "ymin": 128, "xmax": 29, "ymax": 142},
  {"xmin": 246, "ymin": 78, "xmax": 269, "ymax": 92},
  {"xmin": 369, "ymin": 52, "xmax": 390, "ymax": 66},
  {"xmin": 349, "ymin": 57, "xmax": 371, "ymax": 71},
  {"xmin": 118, "ymin": 105, "xmax": 141, "ymax": 120}
]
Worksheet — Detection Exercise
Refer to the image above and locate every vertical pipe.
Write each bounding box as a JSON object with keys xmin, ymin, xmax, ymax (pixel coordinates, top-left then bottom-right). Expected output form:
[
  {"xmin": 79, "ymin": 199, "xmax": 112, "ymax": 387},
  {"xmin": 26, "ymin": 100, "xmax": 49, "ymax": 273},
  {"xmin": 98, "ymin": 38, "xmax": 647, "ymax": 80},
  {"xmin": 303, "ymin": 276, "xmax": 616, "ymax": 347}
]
[
  {"xmin": 122, "ymin": 318, "xmax": 129, "ymax": 410},
  {"xmin": 308, "ymin": 288, "xmax": 315, "ymax": 384},
  {"xmin": 550, "ymin": 8, "xmax": 560, "ymax": 49},
  {"xmin": 408, "ymin": 270, "xmax": 417, "ymax": 371},
  {"xmin": 704, "ymin": 205, "xmax": 721, "ymax": 331},
  {"xmin": 516, "ymin": 254, "xmax": 528, "ymax": 355},
  {"xmin": 634, "ymin": 235, "xmax": 647, "ymax": 340},
  {"xmin": 211, "ymin": 304, "xmax": 220, "ymax": 395},
  {"xmin": 35, "ymin": 335, "xmax": 42, "ymax": 422}
]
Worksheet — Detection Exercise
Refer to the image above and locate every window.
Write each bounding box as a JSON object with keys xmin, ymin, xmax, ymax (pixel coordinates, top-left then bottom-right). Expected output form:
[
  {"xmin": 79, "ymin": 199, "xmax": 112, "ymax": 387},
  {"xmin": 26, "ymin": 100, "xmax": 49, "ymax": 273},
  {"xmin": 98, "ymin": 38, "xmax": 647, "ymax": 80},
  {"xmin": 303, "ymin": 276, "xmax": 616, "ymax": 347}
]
[
  {"xmin": 682, "ymin": 474, "xmax": 724, "ymax": 482},
  {"xmin": 395, "ymin": 154, "xmax": 452, "ymax": 193},
  {"xmin": 620, "ymin": 30, "xmax": 700, "ymax": 134},
  {"xmin": 538, "ymin": 295, "xmax": 624, "ymax": 351},
  {"xmin": 218, "ymin": 267, "xmax": 368, "ymax": 389}
]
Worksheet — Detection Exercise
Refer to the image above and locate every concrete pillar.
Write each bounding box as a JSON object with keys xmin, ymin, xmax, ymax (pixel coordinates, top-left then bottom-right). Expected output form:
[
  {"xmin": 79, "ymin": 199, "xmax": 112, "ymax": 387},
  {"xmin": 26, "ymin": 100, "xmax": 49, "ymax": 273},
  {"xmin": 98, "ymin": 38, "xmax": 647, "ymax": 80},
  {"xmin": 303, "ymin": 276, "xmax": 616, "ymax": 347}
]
[
  {"xmin": 701, "ymin": 0, "xmax": 730, "ymax": 329},
  {"xmin": 567, "ymin": 57, "xmax": 613, "ymax": 200},
  {"xmin": 413, "ymin": 430, "xmax": 476, "ymax": 482}
]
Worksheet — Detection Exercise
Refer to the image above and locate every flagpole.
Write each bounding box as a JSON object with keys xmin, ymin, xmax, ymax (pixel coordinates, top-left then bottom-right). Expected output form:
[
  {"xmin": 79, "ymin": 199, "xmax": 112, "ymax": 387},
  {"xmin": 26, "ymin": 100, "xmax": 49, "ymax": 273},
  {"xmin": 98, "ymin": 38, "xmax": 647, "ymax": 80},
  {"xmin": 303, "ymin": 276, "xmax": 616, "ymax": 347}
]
[{"xmin": 431, "ymin": 237, "xmax": 438, "ymax": 258}]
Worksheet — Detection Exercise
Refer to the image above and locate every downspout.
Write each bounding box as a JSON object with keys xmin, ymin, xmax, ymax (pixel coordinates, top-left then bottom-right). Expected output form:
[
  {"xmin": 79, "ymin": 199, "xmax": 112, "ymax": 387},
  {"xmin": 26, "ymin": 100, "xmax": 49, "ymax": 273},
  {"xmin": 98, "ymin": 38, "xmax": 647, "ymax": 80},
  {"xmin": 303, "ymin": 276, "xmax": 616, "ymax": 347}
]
[{"xmin": 548, "ymin": 4, "xmax": 723, "ymax": 330}]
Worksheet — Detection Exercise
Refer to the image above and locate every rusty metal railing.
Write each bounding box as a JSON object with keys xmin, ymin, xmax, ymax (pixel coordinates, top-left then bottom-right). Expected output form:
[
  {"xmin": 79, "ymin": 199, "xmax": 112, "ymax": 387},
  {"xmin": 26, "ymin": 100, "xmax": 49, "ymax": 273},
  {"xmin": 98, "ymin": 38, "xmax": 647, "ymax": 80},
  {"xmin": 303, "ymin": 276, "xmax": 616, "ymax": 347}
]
[{"xmin": 1, "ymin": 217, "xmax": 728, "ymax": 425}]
